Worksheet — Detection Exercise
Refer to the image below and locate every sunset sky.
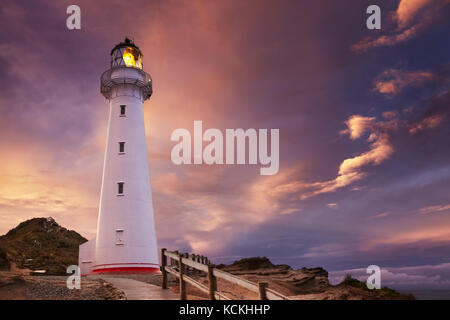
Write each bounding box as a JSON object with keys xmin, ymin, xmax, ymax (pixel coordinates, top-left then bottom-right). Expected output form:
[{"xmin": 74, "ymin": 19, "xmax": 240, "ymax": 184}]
[{"xmin": 1, "ymin": 0, "xmax": 449, "ymax": 290}]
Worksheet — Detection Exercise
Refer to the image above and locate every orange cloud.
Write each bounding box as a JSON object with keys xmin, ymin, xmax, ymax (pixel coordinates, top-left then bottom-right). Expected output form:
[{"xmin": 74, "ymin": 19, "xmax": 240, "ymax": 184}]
[
  {"xmin": 375, "ymin": 225, "xmax": 450, "ymax": 246},
  {"xmin": 301, "ymin": 243, "xmax": 350, "ymax": 258},
  {"xmin": 373, "ymin": 69, "xmax": 435, "ymax": 97},
  {"xmin": 419, "ymin": 204, "xmax": 450, "ymax": 214},
  {"xmin": 247, "ymin": 166, "xmax": 307, "ymax": 219},
  {"xmin": 409, "ymin": 114, "xmax": 445, "ymax": 134},
  {"xmin": 382, "ymin": 110, "xmax": 399, "ymax": 119},
  {"xmin": 339, "ymin": 134, "xmax": 393, "ymax": 175},
  {"xmin": 370, "ymin": 211, "xmax": 391, "ymax": 219},
  {"xmin": 397, "ymin": 0, "xmax": 434, "ymax": 28},
  {"xmin": 362, "ymin": 208, "xmax": 450, "ymax": 250},
  {"xmin": 351, "ymin": 22, "xmax": 427, "ymax": 52},
  {"xmin": 280, "ymin": 208, "xmax": 302, "ymax": 215},
  {"xmin": 340, "ymin": 115, "xmax": 376, "ymax": 140}
]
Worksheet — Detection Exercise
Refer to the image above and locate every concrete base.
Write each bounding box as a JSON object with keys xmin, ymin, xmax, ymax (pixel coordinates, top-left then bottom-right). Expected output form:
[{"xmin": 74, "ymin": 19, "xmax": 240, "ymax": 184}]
[{"xmin": 92, "ymin": 267, "xmax": 160, "ymax": 274}]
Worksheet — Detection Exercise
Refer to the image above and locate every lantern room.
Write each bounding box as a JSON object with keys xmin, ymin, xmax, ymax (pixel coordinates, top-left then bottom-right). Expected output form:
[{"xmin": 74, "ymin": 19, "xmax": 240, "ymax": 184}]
[
  {"xmin": 101, "ymin": 38, "xmax": 152, "ymax": 101},
  {"xmin": 110, "ymin": 38, "xmax": 143, "ymax": 69}
]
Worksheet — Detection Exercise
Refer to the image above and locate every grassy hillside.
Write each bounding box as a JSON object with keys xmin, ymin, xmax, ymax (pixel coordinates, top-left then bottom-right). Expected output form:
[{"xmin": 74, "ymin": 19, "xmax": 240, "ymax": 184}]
[
  {"xmin": 0, "ymin": 217, "xmax": 87, "ymax": 275},
  {"xmin": 341, "ymin": 275, "xmax": 415, "ymax": 300}
]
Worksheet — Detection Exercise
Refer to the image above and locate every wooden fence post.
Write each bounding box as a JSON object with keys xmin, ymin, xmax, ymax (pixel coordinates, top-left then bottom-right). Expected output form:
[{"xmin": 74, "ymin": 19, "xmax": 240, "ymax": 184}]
[
  {"xmin": 184, "ymin": 253, "xmax": 190, "ymax": 274},
  {"xmin": 178, "ymin": 253, "xmax": 187, "ymax": 300},
  {"xmin": 258, "ymin": 282, "xmax": 268, "ymax": 300},
  {"xmin": 174, "ymin": 250, "xmax": 179, "ymax": 269},
  {"xmin": 161, "ymin": 248, "xmax": 168, "ymax": 289},
  {"xmin": 191, "ymin": 254, "xmax": 196, "ymax": 273},
  {"xmin": 208, "ymin": 264, "xmax": 217, "ymax": 300},
  {"xmin": 182, "ymin": 253, "xmax": 188, "ymax": 274},
  {"xmin": 196, "ymin": 254, "xmax": 201, "ymax": 273}
]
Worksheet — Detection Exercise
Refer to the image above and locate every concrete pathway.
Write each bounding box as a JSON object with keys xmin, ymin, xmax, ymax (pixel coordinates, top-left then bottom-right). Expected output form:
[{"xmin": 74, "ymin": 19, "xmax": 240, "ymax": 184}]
[{"xmin": 100, "ymin": 277, "xmax": 179, "ymax": 300}]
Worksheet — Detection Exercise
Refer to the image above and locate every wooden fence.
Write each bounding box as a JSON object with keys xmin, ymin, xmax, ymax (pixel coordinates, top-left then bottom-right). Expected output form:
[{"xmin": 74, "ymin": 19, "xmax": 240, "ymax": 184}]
[{"xmin": 160, "ymin": 248, "xmax": 289, "ymax": 300}]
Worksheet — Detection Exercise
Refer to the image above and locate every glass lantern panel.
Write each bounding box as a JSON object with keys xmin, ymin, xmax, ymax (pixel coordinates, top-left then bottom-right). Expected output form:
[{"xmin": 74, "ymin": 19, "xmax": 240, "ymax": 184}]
[{"xmin": 123, "ymin": 47, "xmax": 142, "ymax": 69}]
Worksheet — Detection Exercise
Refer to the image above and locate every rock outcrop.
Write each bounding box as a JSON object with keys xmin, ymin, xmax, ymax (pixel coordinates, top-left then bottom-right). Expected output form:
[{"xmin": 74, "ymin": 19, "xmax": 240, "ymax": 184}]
[{"xmin": 217, "ymin": 257, "xmax": 414, "ymax": 300}]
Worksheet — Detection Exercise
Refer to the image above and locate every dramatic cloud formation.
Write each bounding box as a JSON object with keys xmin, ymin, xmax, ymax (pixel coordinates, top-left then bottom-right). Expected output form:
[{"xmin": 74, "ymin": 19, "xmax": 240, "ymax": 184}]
[
  {"xmin": 299, "ymin": 115, "xmax": 397, "ymax": 199},
  {"xmin": 0, "ymin": 0, "xmax": 449, "ymax": 291},
  {"xmin": 251, "ymin": 113, "xmax": 402, "ymax": 201}
]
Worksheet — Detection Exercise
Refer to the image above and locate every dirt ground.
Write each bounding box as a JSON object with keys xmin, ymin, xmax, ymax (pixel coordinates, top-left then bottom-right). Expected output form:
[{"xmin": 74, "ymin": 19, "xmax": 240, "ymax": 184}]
[{"xmin": 0, "ymin": 269, "xmax": 125, "ymax": 300}]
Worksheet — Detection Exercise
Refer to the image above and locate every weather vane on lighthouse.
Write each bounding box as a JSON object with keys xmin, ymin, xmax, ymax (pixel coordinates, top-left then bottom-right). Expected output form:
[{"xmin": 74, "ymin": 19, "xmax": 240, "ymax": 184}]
[{"xmin": 79, "ymin": 38, "xmax": 159, "ymax": 275}]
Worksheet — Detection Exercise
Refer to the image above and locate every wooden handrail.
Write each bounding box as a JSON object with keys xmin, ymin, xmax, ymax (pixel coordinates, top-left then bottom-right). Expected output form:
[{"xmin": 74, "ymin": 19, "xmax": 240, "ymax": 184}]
[
  {"xmin": 213, "ymin": 268, "xmax": 259, "ymax": 292},
  {"xmin": 164, "ymin": 265, "xmax": 230, "ymax": 300},
  {"xmin": 266, "ymin": 287, "xmax": 289, "ymax": 300},
  {"xmin": 160, "ymin": 248, "xmax": 289, "ymax": 300},
  {"xmin": 165, "ymin": 251, "xmax": 209, "ymax": 272}
]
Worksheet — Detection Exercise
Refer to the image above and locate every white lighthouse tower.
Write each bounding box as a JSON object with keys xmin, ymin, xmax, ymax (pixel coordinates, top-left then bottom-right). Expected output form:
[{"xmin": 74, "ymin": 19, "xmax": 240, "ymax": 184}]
[{"xmin": 78, "ymin": 38, "xmax": 159, "ymax": 275}]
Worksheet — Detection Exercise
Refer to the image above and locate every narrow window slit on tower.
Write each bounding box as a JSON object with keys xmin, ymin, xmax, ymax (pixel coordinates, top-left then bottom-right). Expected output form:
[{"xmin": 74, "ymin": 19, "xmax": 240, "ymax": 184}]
[
  {"xmin": 119, "ymin": 142, "xmax": 125, "ymax": 154},
  {"xmin": 115, "ymin": 229, "xmax": 124, "ymax": 245},
  {"xmin": 120, "ymin": 105, "xmax": 126, "ymax": 116},
  {"xmin": 117, "ymin": 182, "xmax": 124, "ymax": 195}
]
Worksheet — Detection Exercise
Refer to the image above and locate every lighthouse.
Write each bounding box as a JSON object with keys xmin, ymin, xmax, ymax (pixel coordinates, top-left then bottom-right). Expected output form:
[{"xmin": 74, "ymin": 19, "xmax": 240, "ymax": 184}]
[{"xmin": 78, "ymin": 38, "xmax": 159, "ymax": 275}]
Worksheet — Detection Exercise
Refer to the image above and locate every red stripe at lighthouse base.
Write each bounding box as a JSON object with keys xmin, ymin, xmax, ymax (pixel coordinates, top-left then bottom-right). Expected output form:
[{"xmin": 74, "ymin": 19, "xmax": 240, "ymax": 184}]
[{"xmin": 92, "ymin": 267, "xmax": 160, "ymax": 274}]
